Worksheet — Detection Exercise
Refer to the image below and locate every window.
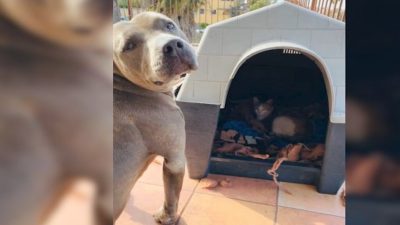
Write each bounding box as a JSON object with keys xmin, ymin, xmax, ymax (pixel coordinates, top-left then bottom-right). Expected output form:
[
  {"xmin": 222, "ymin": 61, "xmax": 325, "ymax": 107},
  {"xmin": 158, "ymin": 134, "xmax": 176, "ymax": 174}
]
[
  {"xmin": 211, "ymin": 9, "xmax": 217, "ymax": 15},
  {"xmin": 200, "ymin": 8, "xmax": 205, "ymax": 14}
]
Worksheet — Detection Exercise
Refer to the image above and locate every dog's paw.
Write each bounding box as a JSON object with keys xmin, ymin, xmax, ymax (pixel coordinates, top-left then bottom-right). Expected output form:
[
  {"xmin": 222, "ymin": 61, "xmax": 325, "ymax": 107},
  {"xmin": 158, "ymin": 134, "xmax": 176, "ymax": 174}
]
[{"xmin": 153, "ymin": 208, "xmax": 177, "ymax": 225}]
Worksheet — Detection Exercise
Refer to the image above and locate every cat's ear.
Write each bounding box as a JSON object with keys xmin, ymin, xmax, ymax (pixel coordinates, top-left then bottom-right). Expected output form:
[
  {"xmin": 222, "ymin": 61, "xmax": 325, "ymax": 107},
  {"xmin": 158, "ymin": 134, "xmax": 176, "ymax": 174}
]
[
  {"xmin": 253, "ymin": 97, "xmax": 260, "ymax": 105},
  {"xmin": 266, "ymin": 99, "xmax": 273, "ymax": 104}
]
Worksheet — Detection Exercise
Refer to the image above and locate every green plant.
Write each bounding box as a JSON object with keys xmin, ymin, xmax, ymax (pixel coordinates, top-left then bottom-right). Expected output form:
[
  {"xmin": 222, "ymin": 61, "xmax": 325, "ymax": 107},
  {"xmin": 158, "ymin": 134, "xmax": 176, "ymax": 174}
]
[
  {"xmin": 199, "ymin": 22, "xmax": 208, "ymax": 29},
  {"xmin": 151, "ymin": 0, "xmax": 204, "ymax": 41},
  {"xmin": 117, "ymin": 0, "xmax": 128, "ymax": 8},
  {"xmin": 249, "ymin": 0, "xmax": 276, "ymax": 11},
  {"xmin": 117, "ymin": 0, "xmax": 143, "ymax": 8},
  {"xmin": 117, "ymin": 0, "xmax": 204, "ymax": 41}
]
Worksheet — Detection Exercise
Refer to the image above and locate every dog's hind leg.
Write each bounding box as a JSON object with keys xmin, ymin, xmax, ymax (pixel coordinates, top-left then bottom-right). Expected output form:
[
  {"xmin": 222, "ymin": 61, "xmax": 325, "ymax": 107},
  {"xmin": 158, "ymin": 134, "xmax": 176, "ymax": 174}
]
[{"xmin": 153, "ymin": 154, "xmax": 185, "ymax": 225}]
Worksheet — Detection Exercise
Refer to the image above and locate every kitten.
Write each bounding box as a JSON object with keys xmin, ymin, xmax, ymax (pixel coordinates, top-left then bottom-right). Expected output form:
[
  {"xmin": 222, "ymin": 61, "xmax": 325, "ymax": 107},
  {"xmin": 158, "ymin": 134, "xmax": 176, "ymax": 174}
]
[
  {"xmin": 225, "ymin": 97, "xmax": 323, "ymax": 142},
  {"xmin": 225, "ymin": 97, "xmax": 274, "ymax": 133},
  {"xmin": 251, "ymin": 97, "xmax": 274, "ymax": 133},
  {"xmin": 253, "ymin": 97, "xmax": 274, "ymax": 121}
]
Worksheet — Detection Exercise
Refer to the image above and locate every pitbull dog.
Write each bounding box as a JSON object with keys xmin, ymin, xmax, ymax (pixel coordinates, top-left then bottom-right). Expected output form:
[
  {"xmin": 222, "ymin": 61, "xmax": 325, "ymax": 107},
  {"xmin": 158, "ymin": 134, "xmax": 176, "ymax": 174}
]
[
  {"xmin": 0, "ymin": 0, "xmax": 112, "ymax": 225},
  {"xmin": 113, "ymin": 12, "xmax": 198, "ymax": 224}
]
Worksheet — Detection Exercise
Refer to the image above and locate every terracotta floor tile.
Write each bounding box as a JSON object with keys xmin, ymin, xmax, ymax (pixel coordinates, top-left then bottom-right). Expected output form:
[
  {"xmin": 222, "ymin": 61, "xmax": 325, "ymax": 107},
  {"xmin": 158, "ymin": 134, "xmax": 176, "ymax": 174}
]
[
  {"xmin": 135, "ymin": 156, "xmax": 163, "ymax": 186},
  {"xmin": 178, "ymin": 193, "xmax": 276, "ymax": 225},
  {"xmin": 276, "ymin": 207, "xmax": 345, "ymax": 225},
  {"xmin": 195, "ymin": 174, "xmax": 277, "ymax": 205},
  {"xmin": 278, "ymin": 182, "xmax": 345, "ymax": 217},
  {"xmin": 138, "ymin": 156, "xmax": 199, "ymax": 192},
  {"xmin": 116, "ymin": 182, "xmax": 193, "ymax": 225},
  {"xmin": 45, "ymin": 181, "xmax": 95, "ymax": 225}
]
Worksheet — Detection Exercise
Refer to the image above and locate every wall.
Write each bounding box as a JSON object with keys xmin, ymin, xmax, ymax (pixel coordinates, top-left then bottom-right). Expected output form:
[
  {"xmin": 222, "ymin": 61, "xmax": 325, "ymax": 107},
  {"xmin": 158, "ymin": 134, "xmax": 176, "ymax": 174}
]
[{"xmin": 195, "ymin": 0, "xmax": 237, "ymax": 25}]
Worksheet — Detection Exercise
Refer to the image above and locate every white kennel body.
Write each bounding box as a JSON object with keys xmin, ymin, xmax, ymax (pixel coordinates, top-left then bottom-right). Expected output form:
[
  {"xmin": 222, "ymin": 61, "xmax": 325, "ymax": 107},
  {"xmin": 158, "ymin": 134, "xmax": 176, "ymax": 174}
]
[
  {"xmin": 177, "ymin": 1, "xmax": 345, "ymax": 194},
  {"xmin": 177, "ymin": 1, "xmax": 345, "ymax": 124}
]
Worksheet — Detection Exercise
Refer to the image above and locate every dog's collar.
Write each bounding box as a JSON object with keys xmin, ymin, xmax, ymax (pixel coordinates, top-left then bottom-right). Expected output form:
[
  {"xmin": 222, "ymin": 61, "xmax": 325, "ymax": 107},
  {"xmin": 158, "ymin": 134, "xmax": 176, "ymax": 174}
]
[{"xmin": 113, "ymin": 74, "xmax": 173, "ymax": 97}]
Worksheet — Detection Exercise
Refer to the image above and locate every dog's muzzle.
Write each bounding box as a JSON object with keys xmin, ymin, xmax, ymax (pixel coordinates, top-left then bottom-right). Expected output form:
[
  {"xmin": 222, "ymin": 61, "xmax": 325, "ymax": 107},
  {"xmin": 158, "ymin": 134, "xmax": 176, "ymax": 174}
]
[{"xmin": 162, "ymin": 39, "xmax": 198, "ymax": 71}]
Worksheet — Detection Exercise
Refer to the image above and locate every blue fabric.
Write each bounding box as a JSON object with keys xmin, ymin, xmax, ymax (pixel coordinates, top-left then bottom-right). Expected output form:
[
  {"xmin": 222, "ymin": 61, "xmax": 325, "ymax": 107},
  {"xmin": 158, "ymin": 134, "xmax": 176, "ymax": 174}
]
[
  {"xmin": 269, "ymin": 138, "xmax": 290, "ymax": 148},
  {"xmin": 222, "ymin": 120, "xmax": 262, "ymax": 137}
]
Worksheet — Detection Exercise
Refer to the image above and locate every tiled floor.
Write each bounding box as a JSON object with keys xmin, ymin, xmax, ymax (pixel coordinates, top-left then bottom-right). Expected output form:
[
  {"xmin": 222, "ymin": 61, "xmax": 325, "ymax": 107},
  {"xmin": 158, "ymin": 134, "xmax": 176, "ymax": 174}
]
[{"xmin": 116, "ymin": 157, "xmax": 345, "ymax": 225}]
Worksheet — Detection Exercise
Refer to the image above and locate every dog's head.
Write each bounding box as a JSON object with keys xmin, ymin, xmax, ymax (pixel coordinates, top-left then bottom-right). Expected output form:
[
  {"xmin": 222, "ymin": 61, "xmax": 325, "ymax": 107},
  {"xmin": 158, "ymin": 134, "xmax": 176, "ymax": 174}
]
[
  {"xmin": 0, "ymin": 0, "xmax": 112, "ymax": 48},
  {"xmin": 113, "ymin": 12, "xmax": 198, "ymax": 92}
]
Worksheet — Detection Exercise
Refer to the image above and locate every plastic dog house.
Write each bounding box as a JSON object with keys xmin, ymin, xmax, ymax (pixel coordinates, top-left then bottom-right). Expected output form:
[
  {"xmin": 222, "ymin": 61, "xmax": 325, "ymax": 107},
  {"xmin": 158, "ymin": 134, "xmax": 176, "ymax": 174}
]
[{"xmin": 177, "ymin": 1, "xmax": 345, "ymax": 194}]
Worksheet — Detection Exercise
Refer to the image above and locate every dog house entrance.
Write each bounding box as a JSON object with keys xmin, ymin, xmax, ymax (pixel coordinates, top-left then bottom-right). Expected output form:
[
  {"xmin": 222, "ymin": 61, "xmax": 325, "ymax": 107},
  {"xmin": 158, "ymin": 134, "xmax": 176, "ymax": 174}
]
[{"xmin": 209, "ymin": 48, "xmax": 331, "ymax": 187}]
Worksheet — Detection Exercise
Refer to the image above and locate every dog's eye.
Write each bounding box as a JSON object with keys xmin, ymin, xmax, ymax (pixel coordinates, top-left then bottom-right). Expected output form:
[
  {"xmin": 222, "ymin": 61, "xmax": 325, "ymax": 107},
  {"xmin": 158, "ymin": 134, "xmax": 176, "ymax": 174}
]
[
  {"xmin": 166, "ymin": 22, "xmax": 175, "ymax": 31},
  {"xmin": 123, "ymin": 41, "xmax": 136, "ymax": 52}
]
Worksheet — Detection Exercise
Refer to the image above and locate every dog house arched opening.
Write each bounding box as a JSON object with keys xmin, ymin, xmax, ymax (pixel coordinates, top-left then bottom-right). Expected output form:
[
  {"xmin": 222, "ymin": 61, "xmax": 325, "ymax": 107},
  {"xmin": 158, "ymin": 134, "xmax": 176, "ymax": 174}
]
[
  {"xmin": 221, "ymin": 44, "xmax": 334, "ymax": 116},
  {"xmin": 224, "ymin": 48, "xmax": 330, "ymax": 118},
  {"xmin": 209, "ymin": 47, "xmax": 336, "ymax": 190}
]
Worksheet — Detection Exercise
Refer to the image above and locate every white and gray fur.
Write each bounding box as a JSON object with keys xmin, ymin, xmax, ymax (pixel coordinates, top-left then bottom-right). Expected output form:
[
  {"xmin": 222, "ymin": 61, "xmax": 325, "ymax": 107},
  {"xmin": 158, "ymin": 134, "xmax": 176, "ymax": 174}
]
[{"xmin": 113, "ymin": 12, "xmax": 198, "ymax": 224}]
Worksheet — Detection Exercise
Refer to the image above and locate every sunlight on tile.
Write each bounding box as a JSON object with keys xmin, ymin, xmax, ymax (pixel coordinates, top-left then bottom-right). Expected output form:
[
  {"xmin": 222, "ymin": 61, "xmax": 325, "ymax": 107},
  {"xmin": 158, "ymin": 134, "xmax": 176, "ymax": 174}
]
[
  {"xmin": 179, "ymin": 193, "xmax": 275, "ymax": 225},
  {"xmin": 138, "ymin": 156, "xmax": 199, "ymax": 191},
  {"xmin": 44, "ymin": 180, "xmax": 95, "ymax": 225},
  {"xmin": 116, "ymin": 182, "xmax": 192, "ymax": 225},
  {"xmin": 196, "ymin": 174, "xmax": 277, "ymax": 206},
  {"xmin": 278, "ymin": 182, "xmax": 345, "ymax": 217},
  {"xmin": 276, "ymin": 207, "xmax": 345, "ymax": 225}
]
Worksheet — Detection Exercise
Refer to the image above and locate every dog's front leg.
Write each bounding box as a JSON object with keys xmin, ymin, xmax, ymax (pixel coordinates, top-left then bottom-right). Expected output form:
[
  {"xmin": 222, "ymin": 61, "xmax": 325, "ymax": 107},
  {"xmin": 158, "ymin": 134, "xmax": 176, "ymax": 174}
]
[{"xmin": 153, "ymin": 157, "xmax": 185, "ymax": 225}]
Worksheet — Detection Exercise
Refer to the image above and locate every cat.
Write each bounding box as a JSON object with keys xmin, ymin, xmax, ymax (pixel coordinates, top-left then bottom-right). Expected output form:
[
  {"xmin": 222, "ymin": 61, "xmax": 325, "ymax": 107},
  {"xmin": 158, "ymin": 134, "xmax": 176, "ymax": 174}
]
[
  {"xmin": 224, "ymin": 97, "xmax": 274, "ymax": 134},
  {"xmin": 224, "ymin": 97, "xmax": 325, "ymax": 142}
]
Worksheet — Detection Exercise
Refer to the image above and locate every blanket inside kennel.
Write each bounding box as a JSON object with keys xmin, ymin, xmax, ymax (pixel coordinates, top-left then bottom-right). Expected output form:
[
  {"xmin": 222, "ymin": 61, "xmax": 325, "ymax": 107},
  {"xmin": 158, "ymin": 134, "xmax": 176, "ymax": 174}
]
[{"xmin": 211, "ymin": 49, "xmax": 330, "ymax": 168}]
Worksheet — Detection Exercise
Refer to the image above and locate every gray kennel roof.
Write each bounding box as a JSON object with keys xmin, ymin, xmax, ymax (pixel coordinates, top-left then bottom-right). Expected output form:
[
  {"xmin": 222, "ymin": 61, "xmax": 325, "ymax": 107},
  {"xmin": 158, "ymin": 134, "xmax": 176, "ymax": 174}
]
[{"xmin": 177, "ymin": 1, "xmax": 345, "ymax": 123}]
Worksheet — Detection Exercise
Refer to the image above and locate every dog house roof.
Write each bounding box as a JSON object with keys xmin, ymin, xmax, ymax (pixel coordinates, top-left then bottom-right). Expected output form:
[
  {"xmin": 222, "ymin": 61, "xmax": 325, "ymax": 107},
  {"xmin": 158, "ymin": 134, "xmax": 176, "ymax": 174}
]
[{"xmin": 177, "ymin": 1, "xmax": 345, "ymax": 123}]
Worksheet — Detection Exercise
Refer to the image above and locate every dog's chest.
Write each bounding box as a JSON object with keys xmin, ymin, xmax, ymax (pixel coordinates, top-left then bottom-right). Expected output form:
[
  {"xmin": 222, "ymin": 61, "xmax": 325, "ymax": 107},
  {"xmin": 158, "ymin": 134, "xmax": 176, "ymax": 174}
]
[{"xmin": 114, "ymin": 89, "xmax": 185, "ymax": 152}]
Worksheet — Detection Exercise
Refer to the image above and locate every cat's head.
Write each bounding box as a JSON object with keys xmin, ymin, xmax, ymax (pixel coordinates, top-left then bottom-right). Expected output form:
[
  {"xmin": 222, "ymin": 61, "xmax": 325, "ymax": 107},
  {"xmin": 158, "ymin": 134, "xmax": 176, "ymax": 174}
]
[{"xmin": 253, "ymin": 97, "xmax": 274, "ymax": 120}]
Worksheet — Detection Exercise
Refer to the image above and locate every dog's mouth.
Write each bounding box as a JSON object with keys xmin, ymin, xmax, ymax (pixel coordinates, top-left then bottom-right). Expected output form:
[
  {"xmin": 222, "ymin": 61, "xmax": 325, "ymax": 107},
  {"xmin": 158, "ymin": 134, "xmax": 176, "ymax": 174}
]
[
  {"xmin": 153, "ymin": 73, "xmax": 187, "ymax": 86},
  {"xmin": 153, "ymin": 81, "xmax": 164, "ymax": 86}
]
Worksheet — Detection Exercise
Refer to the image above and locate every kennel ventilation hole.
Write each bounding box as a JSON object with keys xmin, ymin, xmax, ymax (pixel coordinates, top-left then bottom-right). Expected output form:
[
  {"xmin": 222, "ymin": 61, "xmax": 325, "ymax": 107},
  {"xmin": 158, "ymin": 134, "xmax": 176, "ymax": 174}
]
[{"xmin": 283, "ymin": 49, "xmax": 301, "ymax": 54}]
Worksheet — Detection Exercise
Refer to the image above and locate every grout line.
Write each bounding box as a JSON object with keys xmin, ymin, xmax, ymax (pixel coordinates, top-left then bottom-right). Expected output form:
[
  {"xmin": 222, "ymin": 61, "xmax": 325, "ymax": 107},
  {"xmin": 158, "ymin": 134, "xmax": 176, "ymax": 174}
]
[
  {"xmin": 175, "ymin": 181, "xmax": 200, "ymax": 225},
  {"xmin": 189, "ymin": 190, "xmax": 278, "ymax": 208},
  {"xmin": 274, "ymin": 184, "xmax": 345, "ymax": 218},
  {"xmin": 274, "ymin": 188, "xmax": 280, "ymax": 225},
  {"xmin": 278, "ymin": 205, "xmax": 345, "ymax": 218}
]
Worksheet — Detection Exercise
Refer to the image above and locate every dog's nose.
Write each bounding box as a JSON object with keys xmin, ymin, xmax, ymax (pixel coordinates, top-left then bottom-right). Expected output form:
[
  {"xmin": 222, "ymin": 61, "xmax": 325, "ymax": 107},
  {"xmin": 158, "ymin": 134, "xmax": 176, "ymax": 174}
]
[{"xmin": 163, "ymin": 39, "xmax": 185, "ymax": 57}]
